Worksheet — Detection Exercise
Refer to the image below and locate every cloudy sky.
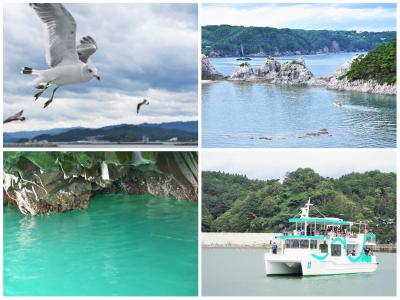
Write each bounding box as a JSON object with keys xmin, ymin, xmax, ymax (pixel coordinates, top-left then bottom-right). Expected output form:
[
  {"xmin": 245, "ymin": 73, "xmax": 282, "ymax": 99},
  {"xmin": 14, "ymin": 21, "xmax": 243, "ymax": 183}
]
[
  {"xmin": 202, "ymin": 150, "xmax": 396, "ymax": 180},
  {"xmin": 4, "ymin": 4, "xmax": 198, "ymax": 132},
  {"xmin": 202, "ymin": 3, "xmax": 396, "ymax": 31}
]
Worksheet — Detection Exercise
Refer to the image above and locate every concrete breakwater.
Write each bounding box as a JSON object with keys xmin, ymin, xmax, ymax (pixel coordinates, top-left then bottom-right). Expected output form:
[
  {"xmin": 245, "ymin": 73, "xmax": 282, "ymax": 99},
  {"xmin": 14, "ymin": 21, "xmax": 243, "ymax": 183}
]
[
  {"xmin": 202, "ymin": 233, "xmax": 279, "ymax": 248},
  {"xmin": 202, "ymin": 233, "xmax": 396, "ymax": 253}
]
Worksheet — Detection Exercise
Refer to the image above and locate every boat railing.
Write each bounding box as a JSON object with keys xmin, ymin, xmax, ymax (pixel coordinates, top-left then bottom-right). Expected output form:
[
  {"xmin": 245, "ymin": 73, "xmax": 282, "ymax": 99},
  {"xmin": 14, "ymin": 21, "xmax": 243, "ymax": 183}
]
[{"xmin": 282, "ymin": 230, "xmax": 360, "ymax": 239}]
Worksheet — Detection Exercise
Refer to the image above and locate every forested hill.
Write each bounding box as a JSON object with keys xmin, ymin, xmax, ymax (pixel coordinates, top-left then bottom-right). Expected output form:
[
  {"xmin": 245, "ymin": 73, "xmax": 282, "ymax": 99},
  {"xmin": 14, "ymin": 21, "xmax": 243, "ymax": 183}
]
[
  {"xmin": 344, "ymin": 38, "xmax": 396, "ymax": 85},
  {"xmin": 202, "ymin": 25, "xmax": 396, "ymax": 57},
  {"xmin": 202, "ymin": 169, "xmax": 396, "ymax": 243}
]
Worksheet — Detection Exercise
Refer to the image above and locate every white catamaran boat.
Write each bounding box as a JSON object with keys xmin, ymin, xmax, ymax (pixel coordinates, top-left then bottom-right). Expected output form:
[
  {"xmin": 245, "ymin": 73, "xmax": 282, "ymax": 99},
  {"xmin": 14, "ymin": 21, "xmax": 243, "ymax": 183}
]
[{"xmin": 265, "ymin": 199, "xmax": 378, "ymax": 276}]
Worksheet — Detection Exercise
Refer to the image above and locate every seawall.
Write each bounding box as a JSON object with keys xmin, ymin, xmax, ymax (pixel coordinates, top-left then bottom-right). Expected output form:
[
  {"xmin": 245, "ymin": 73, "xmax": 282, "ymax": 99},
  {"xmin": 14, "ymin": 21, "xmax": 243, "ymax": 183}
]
[{"xmin": 202, "ymin": 232, "xmax": 396, "ymax": 253}]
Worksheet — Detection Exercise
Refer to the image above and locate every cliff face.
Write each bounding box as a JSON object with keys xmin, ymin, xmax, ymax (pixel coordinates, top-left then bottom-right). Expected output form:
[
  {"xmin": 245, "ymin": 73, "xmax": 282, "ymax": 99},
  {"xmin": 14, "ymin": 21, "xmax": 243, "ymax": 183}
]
[
  {"xmin": 327, "ymin": 58, "xmax": 396, "ymax": 95},
  {"xmin": 201, "ymin": 55, "xmax": 225, "ymax": 80},
  {"xmin": 3, "ymin": 152, "xmax": 198, "ymax": 215}
]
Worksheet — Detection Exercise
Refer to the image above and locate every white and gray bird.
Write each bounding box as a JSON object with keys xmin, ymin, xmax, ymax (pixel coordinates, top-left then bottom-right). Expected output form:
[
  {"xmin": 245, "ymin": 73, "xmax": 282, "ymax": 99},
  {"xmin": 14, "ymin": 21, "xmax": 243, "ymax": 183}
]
[
  {"xmin": 22, "ymin": 3, "xmax": 100, "ymax": 108},
  {"xmin": 137, "ymin": 99, "xmax": 149, "ymax": 114},
  {"xmin": 3, "ymin": 110, "xmax": 26, "ymax": 124}
]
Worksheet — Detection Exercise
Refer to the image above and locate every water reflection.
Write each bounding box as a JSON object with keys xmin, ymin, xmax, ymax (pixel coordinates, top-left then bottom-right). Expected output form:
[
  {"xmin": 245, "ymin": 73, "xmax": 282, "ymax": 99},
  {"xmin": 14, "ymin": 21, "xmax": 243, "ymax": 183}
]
[{"xmin": 202, "ymin": 81, "xmax": 396, "ymax": 148}]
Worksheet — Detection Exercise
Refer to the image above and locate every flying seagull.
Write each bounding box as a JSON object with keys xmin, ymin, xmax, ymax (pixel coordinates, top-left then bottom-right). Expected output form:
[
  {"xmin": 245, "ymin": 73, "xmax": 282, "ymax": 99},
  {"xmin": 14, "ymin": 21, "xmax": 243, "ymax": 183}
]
[
  {"xmin": 3, "ymin": 110, "xmax": 26, "ymax": 124},
  {"xmin": 22, "ymin": 3, "xmax": 100, "ymax": 108},
  {"xmin": 137, "ymin": 99, "xmax": 149, "ymax": 114}
]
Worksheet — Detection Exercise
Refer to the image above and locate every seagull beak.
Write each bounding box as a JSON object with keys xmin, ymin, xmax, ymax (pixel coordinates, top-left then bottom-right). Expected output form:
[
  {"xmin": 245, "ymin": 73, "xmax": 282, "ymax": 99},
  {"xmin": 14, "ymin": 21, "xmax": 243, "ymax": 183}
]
[{"xmin": 95, "ymin": 75, "xmax": 100, "ymax": 81}]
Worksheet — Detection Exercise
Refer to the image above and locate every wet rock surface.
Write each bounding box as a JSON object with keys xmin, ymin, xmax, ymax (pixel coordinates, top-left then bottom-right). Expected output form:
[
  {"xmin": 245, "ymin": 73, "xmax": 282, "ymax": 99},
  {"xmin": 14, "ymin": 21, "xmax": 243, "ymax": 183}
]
[
  {"xmin": 4, "ymin": 152, "xmax": 198, "ymax": 215},
  {"xmin": 298, "ymin": 128, "xmax": 331, "ymax": 139}
]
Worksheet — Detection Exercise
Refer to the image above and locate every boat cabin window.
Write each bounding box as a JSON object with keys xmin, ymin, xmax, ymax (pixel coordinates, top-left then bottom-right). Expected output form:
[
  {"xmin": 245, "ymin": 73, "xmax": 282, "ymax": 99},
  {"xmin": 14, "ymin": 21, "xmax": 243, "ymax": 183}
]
[
  {"xmin": 300, "ymin": 240, "xmax": 309, "ymax": 249},
  {"xmin": 310, "ymin": 240, "xmax": 317, "ymax": 249},
  {"xmin": 285, "ymin": 239, "xmax": 299, "ymax": 248},
  {"xmin": 331, "ymin": 244, "xmax": 342, "ymax": 256},
  {"xmin": 285, "ymin": 239, "xmax": 311, "ymax": 249},
  {"xmin": 319, "ymin": 243, "xmax": 328, "ymax": 253}
]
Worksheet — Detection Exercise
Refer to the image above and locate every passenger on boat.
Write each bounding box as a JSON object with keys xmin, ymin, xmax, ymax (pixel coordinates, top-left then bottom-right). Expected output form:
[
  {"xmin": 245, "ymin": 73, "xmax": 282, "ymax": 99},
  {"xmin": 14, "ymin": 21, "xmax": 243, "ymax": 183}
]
[
  {"xmin": 283, "ymin": 227, "xmax": 288, "ymax": 236},
  {"xmin": 351, "ymin": 249, "xmax": 356, "ymax": 256},
  {"xmin": 272, "ymin": 242, "xmax": 278, "ymax": 254}
]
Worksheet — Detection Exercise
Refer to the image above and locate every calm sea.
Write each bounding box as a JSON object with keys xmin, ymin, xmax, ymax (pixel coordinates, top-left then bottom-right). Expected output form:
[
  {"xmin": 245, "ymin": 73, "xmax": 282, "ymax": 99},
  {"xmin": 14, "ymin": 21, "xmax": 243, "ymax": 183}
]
[
  {"xmin": 203, "ymin": 53, "xmax": 396, "ymax": 148},
  {"xmin": 202, "ymin": 248, "xmax": 396, "ymax": 296},
  {"xmin": 4, "ymin": 194, "xmax": 198, "ymax": 296}
]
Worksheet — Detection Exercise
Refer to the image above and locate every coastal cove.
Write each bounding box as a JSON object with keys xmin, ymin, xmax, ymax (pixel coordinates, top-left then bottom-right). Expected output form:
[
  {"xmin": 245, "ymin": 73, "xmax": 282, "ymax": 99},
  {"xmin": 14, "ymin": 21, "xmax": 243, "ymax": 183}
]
[
  {"xmin": 202, "ymin": 53, "xmax": 396, "ymax": 148},
  {"xmin": 202, "ymin": 248, "xmax": 396, "ymax": 296},
  {"xmin": 4, "ymin": 194, "xmax": 198, "ymax": 296}
]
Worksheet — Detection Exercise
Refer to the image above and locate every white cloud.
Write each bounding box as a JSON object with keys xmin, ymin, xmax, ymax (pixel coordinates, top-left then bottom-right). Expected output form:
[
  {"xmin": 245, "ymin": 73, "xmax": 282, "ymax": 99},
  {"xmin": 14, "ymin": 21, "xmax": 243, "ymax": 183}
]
[
  {"xmin": 3, "ymin": 3, "xmax": 198, "ymax": 131},
  {"xmin": 202, "ymin": 4, "xmax": 396, "ymax": 31},
  {"xmin": 3, "ymin": 88, "xmax": 197, "ymax": 132},
  {"xmin": 202, "ymin": 150, "xmax": 396, "ymax": 180}
]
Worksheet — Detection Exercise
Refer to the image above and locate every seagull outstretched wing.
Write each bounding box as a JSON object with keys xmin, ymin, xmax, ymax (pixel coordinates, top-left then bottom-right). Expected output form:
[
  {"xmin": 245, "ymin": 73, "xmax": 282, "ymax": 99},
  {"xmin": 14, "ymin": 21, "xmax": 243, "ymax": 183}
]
[
  {"xmin": 77, "ymin": 36, "xmax": 98, "ymax": 63},
  {"xmin": 137, "ymin": 99, "xmax": 149, "ymax": 114},
  {"xmin": 3, "ymin": 110, "xmax": 24, "ymax": 124},
  {"xmin": 30, "ymin": 3, "xmax": 79, "ymax": 67}
]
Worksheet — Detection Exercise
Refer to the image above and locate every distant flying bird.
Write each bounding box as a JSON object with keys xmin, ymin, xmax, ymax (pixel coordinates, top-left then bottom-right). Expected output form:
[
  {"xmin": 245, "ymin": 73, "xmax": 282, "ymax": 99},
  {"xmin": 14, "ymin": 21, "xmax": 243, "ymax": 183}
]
[
  {"xmin": 22, "ymin": 3, "xmax": 100, "ymax": 108},
  {"xmin": 137, "ymin": 99, "xmax": 149, "ymax": 114},
  {"xmin": 3, "ymin": 110, "xmax": 26, "ymax": 124}
]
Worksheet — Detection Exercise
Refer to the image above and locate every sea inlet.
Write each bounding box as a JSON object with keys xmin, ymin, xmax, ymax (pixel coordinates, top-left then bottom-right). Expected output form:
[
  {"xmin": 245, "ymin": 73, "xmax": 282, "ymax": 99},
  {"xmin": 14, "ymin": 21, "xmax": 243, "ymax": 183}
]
[{"xmin": 4, "ymin": 194, "xmax": 198, "ymax": 296}]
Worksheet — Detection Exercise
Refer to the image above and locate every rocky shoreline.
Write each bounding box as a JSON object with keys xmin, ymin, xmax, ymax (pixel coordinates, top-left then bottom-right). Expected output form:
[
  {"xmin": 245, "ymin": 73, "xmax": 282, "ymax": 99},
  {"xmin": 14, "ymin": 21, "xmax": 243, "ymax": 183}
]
[
  {"xmin": 3, "ymin": 152, "xmax": 198, "ymax": 215},
  {"xmin": 202, "ymin": 55, "xmax": 396, "ymax": 95}
]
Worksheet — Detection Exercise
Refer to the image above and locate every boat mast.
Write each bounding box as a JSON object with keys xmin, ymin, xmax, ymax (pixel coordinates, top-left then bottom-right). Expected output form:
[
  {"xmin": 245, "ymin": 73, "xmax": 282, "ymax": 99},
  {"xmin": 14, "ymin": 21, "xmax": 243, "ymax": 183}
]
[{"xmin": 300, "ymin": 198, "xmax": 313, "ymax": 235}]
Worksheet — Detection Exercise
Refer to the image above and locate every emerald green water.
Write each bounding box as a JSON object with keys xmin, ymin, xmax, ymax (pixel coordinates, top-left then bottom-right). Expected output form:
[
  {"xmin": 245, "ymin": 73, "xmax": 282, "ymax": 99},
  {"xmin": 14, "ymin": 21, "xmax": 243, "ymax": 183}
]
[{"xmin": 4, "ymin": 194, "xmax": 198, "ymax": 296}]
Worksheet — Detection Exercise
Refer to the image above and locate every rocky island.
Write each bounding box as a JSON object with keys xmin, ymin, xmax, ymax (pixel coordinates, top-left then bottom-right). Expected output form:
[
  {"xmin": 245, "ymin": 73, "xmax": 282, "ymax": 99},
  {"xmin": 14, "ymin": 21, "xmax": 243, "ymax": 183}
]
[{"xmin": 202, "ymin": 39, "xmax": 396, "ymax": 95}]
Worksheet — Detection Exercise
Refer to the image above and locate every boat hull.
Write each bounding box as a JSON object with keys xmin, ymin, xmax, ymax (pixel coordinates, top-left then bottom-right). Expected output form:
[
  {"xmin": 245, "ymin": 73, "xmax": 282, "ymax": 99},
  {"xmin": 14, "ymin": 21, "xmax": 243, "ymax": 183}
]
[{"xmin": 265, "ymin": 254, "xmax": 377, "ymax": 276}]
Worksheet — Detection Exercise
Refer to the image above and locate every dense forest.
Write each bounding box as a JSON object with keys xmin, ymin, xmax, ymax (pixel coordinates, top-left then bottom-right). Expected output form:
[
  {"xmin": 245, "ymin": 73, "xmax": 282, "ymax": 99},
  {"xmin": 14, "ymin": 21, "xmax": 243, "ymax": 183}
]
[
  {"xmin": 202, "ymin": 25, "xmax": 396, "ymax": 57},
  {"xmin": 343, "ymin": 39, "xmax": 396, "ymax": 85},
  {"xmin": 202, "ymin": 169, "xmax": 396, "ymax": 243}
]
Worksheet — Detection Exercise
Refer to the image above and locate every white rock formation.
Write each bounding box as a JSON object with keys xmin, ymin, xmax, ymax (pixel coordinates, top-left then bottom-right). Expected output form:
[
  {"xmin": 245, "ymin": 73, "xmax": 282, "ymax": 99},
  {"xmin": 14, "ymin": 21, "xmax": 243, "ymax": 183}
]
[
  {"xmin": 229, "ymin": 62, "xmax": 256, "ymax": 80},
  {"xmin": 327, "ymin": 57, "xmax": 396, "ymax": 95},
  {"xmin": 256, "ymin": 58, "xmax": 281, "ymax": 79}
]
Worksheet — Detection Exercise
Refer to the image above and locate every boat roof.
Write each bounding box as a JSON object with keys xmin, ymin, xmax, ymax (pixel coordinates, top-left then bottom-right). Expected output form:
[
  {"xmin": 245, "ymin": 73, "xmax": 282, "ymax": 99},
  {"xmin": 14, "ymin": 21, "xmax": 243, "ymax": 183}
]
[
  {"xmin": 288, "ymin": 217, "xmax": 351, "ymax": 225},
  {"xmin": 276, "ymin": 235, "xmax": 327, "ymax": 240}
]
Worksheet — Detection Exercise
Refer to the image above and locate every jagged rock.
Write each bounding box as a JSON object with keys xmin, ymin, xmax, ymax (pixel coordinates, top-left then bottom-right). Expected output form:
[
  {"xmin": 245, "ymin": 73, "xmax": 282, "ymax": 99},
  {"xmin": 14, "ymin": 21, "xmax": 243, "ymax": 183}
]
[
  {"xmin": 272, "ymin": 58, "xmax": 316, "ymax": 85},
  {"xmin": 5, "ymin": 178, "xmax": 92, "ymax": 215},
  {"xmin": 298, "ymin": 129, "xmax": 331, "ymax": 139},
  {"xmin": 229, "ymin": 62, "xmax": 256, "ymax": 80},
  {"xmin": 327, "ymin": 57, "xmax": 396, "ymax": 95},
  {"xmin": 4, "ymin": 152, "xmax": 198, "ymax": 215},
  {"xmin": 202, "ymin": 54, "xmax": 225, "ymax": 80},
  {"xmin": 256, "ymin": 58, "xmax": 281, "ymax": 79},
  {"xmin": 99, "ymin": 168, "xmax": 197, "ymax": 202}
]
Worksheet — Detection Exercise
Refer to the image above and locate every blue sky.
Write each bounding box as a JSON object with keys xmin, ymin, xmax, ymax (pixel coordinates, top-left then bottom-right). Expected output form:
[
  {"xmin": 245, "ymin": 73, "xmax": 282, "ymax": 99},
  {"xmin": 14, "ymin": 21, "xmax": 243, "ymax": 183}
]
[
  {"xmin": 202, "ymin": 150, "xmax": 396, "ymax": 180},
  {"xmin": 4, "ymin": 4, "xmax": 198, "ymax": 132},
  {"xmin": 202, "ymin": 3, "xmax": 397, "ymax": 31}
]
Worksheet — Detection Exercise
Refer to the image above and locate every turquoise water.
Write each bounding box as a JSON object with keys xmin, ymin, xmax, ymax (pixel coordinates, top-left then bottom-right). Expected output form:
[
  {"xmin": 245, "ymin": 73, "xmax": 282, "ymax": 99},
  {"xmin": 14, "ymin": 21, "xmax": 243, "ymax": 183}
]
[
  {"xmin": 203, "ymin": 54, "xmax": 396, "ymax": 148},
  {"xmin": 4, "ymin": 194, "xmax": 198, "ymax": 296},
  {"xmin": 202, "ymin": 248, "xmax": 396, "ymax": 296}
]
